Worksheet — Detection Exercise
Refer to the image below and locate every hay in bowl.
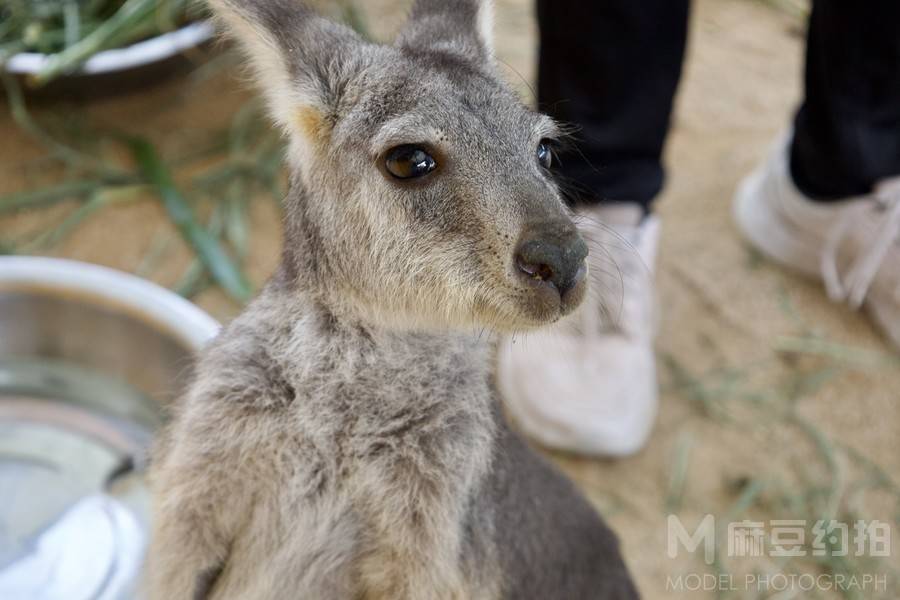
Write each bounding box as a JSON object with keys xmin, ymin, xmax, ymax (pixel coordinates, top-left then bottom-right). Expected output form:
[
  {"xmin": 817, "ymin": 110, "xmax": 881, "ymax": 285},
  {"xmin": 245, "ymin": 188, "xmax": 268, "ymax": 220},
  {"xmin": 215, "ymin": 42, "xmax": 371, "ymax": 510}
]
[{"xmin": 1, "ymin": 0, "xmax": 214, "ymax": 87}]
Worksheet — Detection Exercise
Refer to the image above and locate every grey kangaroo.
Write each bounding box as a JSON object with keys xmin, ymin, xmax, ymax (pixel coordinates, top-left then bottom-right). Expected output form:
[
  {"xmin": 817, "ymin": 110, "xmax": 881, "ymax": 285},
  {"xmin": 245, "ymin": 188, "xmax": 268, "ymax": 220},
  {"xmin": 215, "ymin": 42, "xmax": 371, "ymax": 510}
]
[{"xmin": 145, "ymin": 1, "xmax": 639, "ymax": 598}]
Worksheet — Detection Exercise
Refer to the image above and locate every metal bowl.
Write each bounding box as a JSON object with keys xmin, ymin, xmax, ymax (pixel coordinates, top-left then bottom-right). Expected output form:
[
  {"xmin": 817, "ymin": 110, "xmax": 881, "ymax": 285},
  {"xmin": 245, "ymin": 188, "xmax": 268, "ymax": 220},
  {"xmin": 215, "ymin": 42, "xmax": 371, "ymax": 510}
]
[
  {"xmin": 4, "ymin": 22, "xmax": 215, "ymax": 77},
  {"xmin": 4, "ymin": 21, "xmax": 215, "ymax": 98},
  {"xmin": 0, "ymin": 256, "xmax": 218, "ymax": 599}
]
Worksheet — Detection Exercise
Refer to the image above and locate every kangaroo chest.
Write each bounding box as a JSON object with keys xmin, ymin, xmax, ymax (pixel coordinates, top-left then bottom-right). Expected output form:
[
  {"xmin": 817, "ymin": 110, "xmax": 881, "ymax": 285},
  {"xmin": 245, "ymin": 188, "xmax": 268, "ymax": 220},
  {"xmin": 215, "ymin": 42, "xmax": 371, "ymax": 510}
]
[
  {"xmin": 274, "ymin": 330, "xmax": 499, "ymax": 597},
  {"xmin": 305, "ymin": 387, "xmax": 496, "ymax": 599},
  {"xmin": 351, "ymin": 411, "xmax": 496, "ymax": 599}
]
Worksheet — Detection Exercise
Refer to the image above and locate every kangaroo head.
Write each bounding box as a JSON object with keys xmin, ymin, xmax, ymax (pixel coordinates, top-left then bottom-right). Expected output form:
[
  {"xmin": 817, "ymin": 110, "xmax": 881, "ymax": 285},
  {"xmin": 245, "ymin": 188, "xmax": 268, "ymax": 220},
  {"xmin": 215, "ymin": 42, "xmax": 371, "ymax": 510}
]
[{"xmin": 211, "ymin": 0, "xmax": 588, "ymax": 332}]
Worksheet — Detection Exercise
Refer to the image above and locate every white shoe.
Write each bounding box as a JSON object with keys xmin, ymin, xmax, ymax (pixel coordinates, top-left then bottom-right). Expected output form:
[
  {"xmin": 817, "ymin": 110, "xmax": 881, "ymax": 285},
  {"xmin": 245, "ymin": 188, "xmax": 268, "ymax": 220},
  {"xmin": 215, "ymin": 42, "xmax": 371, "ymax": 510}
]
[
  {"xmin": 734, "ymin": 136, "xmax": 900, "ymax": 350},
  {"xmin": 498, "ymin": 205, "xmax": 660, "ymax": 457}
]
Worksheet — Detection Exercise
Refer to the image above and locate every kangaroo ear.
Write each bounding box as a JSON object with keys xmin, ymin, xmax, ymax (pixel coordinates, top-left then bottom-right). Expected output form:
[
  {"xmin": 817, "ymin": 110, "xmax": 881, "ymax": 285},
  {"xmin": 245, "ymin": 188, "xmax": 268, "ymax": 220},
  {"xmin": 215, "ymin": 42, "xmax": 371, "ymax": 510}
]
[
  {"xmin": 208, "ymin": 0, "xmax": 366, "ymax": 134},
  {"xmin": 396, "ymin": 0, "xmax": 494, "ymax": 63}
]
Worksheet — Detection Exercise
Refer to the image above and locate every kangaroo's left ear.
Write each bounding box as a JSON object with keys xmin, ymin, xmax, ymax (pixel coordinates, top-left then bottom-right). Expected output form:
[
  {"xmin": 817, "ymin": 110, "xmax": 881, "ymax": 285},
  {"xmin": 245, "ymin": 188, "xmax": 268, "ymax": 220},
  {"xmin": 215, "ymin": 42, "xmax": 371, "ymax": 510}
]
[{"xmin": 396, "ymin": 0, "xmax": 494, "ymax": 64}]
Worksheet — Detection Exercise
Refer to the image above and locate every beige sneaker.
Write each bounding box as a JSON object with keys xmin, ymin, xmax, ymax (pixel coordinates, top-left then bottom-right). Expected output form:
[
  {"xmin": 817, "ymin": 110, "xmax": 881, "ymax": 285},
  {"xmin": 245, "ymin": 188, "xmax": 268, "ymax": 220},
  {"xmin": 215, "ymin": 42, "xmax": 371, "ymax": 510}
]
[
  {"xmin": 734, "ymin": 137, "xmax": 900, "ymax": 350},
  {"xmin": 497, "ymin": 205, "xmax": 659, "ymax": 457}
]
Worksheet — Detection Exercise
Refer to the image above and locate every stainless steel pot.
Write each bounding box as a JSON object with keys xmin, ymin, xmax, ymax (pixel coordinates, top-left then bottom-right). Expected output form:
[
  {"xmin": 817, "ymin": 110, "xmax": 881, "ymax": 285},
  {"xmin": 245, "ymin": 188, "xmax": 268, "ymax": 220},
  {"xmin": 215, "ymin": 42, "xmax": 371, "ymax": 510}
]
[{"xmin": 0, "ymin": 256, "xmax": 218, "ymax": 599}]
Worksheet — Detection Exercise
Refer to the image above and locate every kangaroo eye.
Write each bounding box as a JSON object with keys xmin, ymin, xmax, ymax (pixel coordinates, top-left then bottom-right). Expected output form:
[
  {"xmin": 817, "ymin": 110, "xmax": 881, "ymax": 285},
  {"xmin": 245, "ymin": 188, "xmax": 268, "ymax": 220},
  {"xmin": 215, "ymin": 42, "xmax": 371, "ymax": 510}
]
[
  {"xmin": 537, "ymin": 140, "xmax": 553, "ymax": 169},
  {"xmin": 385, "ymin": 145, "xmax": 437, "ymax": 179}
]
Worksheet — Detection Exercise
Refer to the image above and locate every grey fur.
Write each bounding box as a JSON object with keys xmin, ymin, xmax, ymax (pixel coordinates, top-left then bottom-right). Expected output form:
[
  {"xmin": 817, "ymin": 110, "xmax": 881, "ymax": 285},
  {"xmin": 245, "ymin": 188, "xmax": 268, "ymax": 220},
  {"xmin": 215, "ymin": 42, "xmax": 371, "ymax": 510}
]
[{"xmin": 144, "ymin": 1, "xmax": 639, "ymax": 598}]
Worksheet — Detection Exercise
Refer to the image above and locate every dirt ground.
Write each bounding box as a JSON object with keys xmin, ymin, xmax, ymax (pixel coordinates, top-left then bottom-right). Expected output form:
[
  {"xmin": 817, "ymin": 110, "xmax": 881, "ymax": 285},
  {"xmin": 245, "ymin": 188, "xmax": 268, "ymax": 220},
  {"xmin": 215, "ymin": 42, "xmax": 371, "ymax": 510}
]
[{"xmin": 2, "ymin": 0, "xmax": 898, "ymax": 598}]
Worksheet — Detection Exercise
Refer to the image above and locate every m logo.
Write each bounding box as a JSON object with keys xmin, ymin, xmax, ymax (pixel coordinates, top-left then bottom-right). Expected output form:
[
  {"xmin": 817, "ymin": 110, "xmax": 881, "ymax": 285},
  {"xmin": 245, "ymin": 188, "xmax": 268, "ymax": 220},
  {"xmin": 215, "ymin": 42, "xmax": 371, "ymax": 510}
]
[{"xmin": 668, "ymin": 514, "xmax": 716, "ymax": 565}]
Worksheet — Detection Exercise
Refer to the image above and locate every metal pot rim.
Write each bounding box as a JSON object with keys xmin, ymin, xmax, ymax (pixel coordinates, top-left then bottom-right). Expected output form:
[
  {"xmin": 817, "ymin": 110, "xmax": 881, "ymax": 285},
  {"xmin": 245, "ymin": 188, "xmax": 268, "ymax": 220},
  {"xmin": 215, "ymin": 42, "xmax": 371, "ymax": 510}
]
[
  {"xmin": 0, "ymin": 256, "xmax": 219, "ymax": 352},
  {"xmin": 3, "ymin": 21, "xmax": 215, "ymax": 77}
]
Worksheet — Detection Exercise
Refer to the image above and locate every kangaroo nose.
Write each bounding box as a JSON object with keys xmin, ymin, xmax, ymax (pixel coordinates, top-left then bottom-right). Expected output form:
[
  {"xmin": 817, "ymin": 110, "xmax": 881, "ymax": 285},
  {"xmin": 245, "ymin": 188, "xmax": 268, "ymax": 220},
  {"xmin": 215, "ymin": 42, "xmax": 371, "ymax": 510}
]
[{"xmin": 515, "ymin": 232, "xmax": 588, "ymax": 296}]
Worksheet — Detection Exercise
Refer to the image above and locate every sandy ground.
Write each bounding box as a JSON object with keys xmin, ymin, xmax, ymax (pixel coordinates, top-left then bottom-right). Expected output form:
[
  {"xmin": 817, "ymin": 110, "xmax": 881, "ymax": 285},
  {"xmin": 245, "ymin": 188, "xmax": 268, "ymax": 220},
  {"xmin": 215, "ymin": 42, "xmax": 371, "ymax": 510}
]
[{"xmin": 2, "ymin": 0, "xmax": 898, "ymax": 598}]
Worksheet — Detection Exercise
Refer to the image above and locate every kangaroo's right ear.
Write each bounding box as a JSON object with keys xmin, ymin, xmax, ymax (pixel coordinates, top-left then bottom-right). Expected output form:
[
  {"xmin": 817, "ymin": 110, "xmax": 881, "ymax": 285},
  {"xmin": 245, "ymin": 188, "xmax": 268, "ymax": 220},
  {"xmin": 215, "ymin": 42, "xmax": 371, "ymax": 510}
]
[
  {"xmin": 208, "ymin": 0, "xmax": 366, "ymax": 137},
  {"xmin": 397, "ymin": 0, "xmax": 494, "ymax": 64}
]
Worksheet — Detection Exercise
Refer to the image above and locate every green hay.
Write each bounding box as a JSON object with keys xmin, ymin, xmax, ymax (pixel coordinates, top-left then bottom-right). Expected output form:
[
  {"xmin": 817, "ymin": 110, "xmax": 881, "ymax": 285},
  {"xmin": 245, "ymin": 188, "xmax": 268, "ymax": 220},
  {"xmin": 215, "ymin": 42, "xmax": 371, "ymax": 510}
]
[
  {"xmin": 665, "ymin": 431, "xmax": 695, "ymax": 513},
  {"xmin": 21, "ymin": 184, "xmax": 144, "ymax": 251},
  {"xmin": 0, "ymin": 2, "xmax": 376, "ymax": 302},
  {"xmin": 133, "ymin": 231, "xmax": 174, "ymax": 279},
  {"xmin": 2, "ymin": 50, "xmax": 289, "ymax": 304},
  {"xmin": 663, "ymin": 323, "xmax": 898, "ymax": 599},
  {"xmin": 775, "ymin": 335, "xmax": 900, "ymax": 370},
  {"xmin": 1, "ymin": 0, "xmax": 195, "ymax": 85},
  {"xmin": 128, "ymin": 137, "xmax": 252, "ymax": 303}
]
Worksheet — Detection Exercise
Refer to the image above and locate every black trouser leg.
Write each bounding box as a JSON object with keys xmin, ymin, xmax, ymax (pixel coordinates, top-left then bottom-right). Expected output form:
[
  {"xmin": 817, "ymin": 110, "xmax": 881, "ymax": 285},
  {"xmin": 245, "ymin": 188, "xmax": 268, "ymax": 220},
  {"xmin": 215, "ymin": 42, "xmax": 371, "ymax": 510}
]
[
  {"xmin": 536, "ymin": 0, "xmax": 690, "ymax": 211},
  {"xmin": 791, "ymin": 1, "xmax": 900, "ymax": 200}
]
